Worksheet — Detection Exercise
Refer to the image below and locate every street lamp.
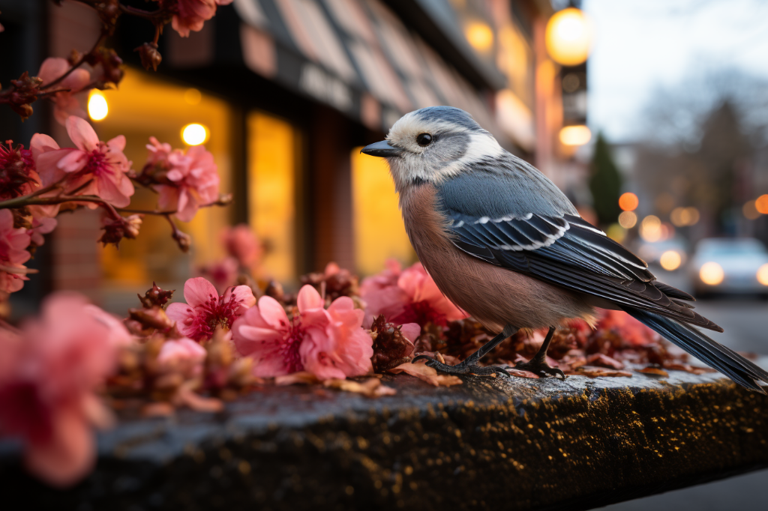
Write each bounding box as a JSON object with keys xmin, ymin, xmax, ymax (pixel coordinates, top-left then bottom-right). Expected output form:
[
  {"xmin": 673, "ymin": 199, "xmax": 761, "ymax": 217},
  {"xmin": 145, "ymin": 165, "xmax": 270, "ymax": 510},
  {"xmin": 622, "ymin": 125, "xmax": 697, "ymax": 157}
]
[{"xmin": 545, "ymin": 7, "xmax": 593, "ymax": 66}]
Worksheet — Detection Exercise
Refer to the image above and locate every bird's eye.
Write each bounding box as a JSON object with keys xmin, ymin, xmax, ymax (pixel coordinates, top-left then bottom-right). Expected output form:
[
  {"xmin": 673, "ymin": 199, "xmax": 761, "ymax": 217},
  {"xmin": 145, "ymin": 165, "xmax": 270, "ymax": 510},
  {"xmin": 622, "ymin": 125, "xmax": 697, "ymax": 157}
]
[{"xmin": 416, "ymin": 133, "xmax": 433, "ymax": 147}]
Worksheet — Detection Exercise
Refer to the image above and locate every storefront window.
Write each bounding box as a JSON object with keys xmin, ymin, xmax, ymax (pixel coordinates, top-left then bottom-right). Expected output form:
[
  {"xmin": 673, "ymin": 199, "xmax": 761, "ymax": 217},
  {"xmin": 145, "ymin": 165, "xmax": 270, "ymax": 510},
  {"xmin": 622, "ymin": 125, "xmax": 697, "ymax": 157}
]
[
  {"xmin": 351, "ymin": 148, "xmax": 414, "ymax": 275},
  {"xmin": 94, "ymin": 69, "xmax": 233, "ymax": 307},
  {"xmin": 247, "ymin": 112, "xmax": 299, "ymax": 284}
]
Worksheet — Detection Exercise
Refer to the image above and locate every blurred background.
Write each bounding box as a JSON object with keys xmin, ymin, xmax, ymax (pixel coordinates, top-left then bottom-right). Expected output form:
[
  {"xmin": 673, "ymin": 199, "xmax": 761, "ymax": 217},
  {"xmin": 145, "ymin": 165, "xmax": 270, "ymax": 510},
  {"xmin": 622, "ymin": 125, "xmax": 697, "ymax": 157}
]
[{"xmin": 1, "ymin": 0, "xmax": 767, "ymax": 507}]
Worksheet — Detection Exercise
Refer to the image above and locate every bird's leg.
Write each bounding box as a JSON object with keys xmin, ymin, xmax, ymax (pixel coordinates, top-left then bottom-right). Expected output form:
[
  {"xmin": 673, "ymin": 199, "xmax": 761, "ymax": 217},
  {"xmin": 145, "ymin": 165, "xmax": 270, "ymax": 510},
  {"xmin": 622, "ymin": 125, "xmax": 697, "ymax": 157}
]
[
  {"xmin": 412, "ymin": 324, "xmax": 518, "ymax": 377},
  {"xmin": 514, "ymin": 327, "xmax": 565, "ymax": 379}
]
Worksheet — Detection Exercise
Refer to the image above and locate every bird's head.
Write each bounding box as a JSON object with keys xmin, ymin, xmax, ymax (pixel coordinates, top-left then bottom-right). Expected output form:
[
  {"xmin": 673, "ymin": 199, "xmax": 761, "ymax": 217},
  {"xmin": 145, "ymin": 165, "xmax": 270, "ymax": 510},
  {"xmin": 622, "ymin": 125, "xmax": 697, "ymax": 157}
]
[{"xmin": 361, "ymin": 106, "xmax": 505, "ymax": 192}]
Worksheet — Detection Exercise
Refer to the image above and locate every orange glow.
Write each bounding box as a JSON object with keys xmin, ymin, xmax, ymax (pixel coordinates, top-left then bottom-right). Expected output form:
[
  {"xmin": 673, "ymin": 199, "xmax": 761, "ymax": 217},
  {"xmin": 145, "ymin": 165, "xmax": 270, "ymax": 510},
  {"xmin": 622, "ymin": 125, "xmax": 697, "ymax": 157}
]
[
  {"xmin": 758, "ymin": 264, "xmax": 768, "ymax": 286},
  {"xmin": 618, "ymin": 211, "xmax": 637, "ymax": 229},
  {"xmin": 352, "ymin": 147, "xmax": 414, "ymax": 275},
  {"xmin": 700, "ymin": 262, "xmax": 724, "ymax": 286},
  {"xmin": 743, "ymin": 200, "xmax": 760, "ymax": 220},
  {"xmin": 559, "ymin": 125, "xmax": 591, "ymax": 146},
  {"xmin": 756, "ymin": 194, "xmax": 768, "ymax": 215},
  {"xmin": 465, "ymin": 21, "xmax": 494, "ymax": 52},
  {"xmin": 618, "ymin": 192, "xmax": 639, "ymax": 212},
  {"xmin": 545, "ymin": 8, "xmax": 593, "ymax": 66},
  {"xmin": 640, "ymin": 215, "xmax": 661, "ymax": 242}
]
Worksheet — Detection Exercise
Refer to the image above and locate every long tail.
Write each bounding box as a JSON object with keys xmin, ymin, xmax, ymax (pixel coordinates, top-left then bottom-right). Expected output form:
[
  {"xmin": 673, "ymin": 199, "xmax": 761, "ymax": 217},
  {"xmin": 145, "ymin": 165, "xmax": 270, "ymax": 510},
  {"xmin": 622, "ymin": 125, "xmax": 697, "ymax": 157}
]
[{"xmin": 623, "ymin": 306, "xmax": 768, "ymax": 393}]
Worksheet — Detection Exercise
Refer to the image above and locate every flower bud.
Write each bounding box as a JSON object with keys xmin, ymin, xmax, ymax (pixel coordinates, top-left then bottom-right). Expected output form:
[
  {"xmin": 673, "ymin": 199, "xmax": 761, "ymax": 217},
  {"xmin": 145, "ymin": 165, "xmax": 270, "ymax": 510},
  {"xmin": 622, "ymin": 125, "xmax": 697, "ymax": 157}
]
[{"xmin": 135, "ymin": 42, "xmax": 162, "ymax": 72}]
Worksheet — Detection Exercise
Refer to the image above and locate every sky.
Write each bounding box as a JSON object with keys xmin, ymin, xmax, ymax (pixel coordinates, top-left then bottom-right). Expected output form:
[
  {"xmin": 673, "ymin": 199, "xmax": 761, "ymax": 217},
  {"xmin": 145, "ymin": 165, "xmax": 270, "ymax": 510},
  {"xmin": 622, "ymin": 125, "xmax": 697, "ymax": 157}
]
[{"xmin": 583, "ymin": 0, "xmax": 768, "ymax": 142}]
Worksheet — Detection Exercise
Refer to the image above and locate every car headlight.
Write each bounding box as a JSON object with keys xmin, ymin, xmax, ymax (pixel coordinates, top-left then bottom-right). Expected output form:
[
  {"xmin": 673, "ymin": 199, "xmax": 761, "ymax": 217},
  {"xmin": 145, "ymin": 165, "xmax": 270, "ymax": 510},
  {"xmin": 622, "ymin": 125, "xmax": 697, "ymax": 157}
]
[
  {"xmin": 757, "ymin": 264, "xmax": 768, "ymax": 286},
  {"xmin": 660, "ymin": 250, "xmax": 682, "ymax": 271},
  {"xmin": 699, "ymin": 262, "xmax": 724, "ymax": 286}
]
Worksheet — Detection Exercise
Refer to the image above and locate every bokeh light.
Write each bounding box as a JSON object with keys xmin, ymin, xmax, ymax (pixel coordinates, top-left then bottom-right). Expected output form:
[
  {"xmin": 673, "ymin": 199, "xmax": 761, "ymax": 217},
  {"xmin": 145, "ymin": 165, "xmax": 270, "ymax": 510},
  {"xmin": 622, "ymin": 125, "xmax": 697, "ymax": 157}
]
[
  {"xmin": 559, "ymin": 125, "xmax": 591, "ymax": 146},
  {"xmin": 545, "ymin": 8, "xmax": 593, "ymax": 66},
  {"xmin": 181, "ymin": 123, "xmax": 209, "ymax": 145},
  {"xmin": 743, "ymin": 200, "xmax": 760, "ymax": 220},
  {"xmin": 670, "ymin": 207, "xmax": 700, "ymax": 227},
  {"xmin": 700, "ymin": 262, "xmax": 724, "ymax": 286},
  {"xmin": 660, "ymin": 250, "xmax": 682, "ymax": 271},
  {"xmin": 618, "ymin": 211, "xmax": 637, "ymax": 229},
  {"xmin": 618, "ymin": 192, "xmax": 639, "ymax": 212},
  {"xmin": 758, "ymin": 264, "xmax": 768, "ymax": 286},
  {"xmin": 88, "ymin": 90, "xmax": 108, "ymax": 121},
  {"xmin": 640, "ymin": 215, "xmax": 661, "ymax": 242},
  {"xmin": 755, "ymin": 195, "xmax": 768, "ymax": 215},
  {"xmin": 465, "ymin": 22, "xmax": 494, "ymax": 52},
  {"xmin": 606, "ymin": 223, "xmax": 625, "ymax": 243}
]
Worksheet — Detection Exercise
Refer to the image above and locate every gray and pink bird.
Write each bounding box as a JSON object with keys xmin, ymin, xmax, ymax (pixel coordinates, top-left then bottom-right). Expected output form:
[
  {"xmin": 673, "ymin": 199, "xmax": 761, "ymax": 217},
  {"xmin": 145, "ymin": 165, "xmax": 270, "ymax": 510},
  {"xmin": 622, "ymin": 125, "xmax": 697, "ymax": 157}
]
[{"xmin": 362, "ymin": 106, "xmax": 768, "ymax": 392}]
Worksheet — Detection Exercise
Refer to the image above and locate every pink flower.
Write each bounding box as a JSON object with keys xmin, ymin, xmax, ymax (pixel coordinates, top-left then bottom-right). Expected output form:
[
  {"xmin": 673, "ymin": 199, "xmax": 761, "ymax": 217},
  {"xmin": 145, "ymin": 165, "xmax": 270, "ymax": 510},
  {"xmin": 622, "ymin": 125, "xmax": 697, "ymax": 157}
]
[
  {"xmin": 0, "ymin": 209, "xmax": 32, "ymax": 294},
  {"xmin": 199, "ymin": 257, "xmax": 239, "ymax": 293},
  {"xmin": 360, "ymin": 260, "xmax": 466, "ymax": 327},
  {"xmin": 166, "ymin": 277, "xmax": 256, "ymax": 342},
  {"xmin": 157, "ymin": 338, "xmax": 206, "ymax": 376},
  {"xmin": 147, "ymin": 138, "xmax": 220, "ymax": 222},
  {"xmin": 223, "ymin": 224, "xmax": 261, "ymax": 268},
  {"xmin": 85, "ymin": 304, "xmax": 134, "ymax": 348},
  {"xmin": 32, "ymin": 117, "xmax": 134, "ymax": 207},
  {"xmin": 37, "ymin": 58, "xmax": 91, "ymax": 126},
  {"xmin": 233, "ymin": 285, "xmax": 374, "ymax": 380},
  {"xmin": 0, "ymin": 293, "xmax": 118, "ymax": 487},
  {"xmin": 29, "ymin": 217, "xmax": 57, "ymax": 247},
  {"xmin": 171, "ymin": 0, "xmax": 233, "ymax": 38}
]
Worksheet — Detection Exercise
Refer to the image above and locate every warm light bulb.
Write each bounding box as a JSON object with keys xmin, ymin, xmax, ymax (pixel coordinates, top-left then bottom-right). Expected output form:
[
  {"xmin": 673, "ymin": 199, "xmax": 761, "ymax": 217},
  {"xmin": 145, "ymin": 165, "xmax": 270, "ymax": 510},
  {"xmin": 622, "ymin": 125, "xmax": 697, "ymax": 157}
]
[
  {"xmin": 699, "ymin": 262, "xmax": 724, "ymax": 286},
  {"xmin": 619, "ymin": 192, "xmax": 639, "ymax": 212},
  {"xmin": 659, "ymin": 250, "xmax": 682, "ymax": 271},
  {"xmin": 545, "ymin": 8, "xmax": 593, "ymax": 66},
  {"xmin": 559, "ymin": 125, "xmax": 591, "ymax": 146},
  {"xmin": 465, "ymin": 22, "xmax": 494, "ymax": 52},
  {"xmin": 757, "ymin": 264, "xmax": 768, "ymax": 286},
  {"xmin": 88, "ymin": 91, "xmax": 108, "ymax": 121},
  {"xmin": 182, "ymin": 123, "xmax": 208, "ymax": 145}
]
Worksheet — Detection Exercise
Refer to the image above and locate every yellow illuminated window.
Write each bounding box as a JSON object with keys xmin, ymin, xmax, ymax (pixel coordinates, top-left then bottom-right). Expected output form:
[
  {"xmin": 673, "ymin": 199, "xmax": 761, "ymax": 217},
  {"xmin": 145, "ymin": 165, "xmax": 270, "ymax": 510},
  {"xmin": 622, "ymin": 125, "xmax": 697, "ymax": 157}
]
[
  {"xmin": 247, "ymin": 112, "xmax": 298, "ymax": 284},
  {"xmin": 95, "ymin": 69, "xmax": 233, "ymax": 297},
  {"xmin": 352, "ymin": 148, "xmax": 415, "ymax": 275}
]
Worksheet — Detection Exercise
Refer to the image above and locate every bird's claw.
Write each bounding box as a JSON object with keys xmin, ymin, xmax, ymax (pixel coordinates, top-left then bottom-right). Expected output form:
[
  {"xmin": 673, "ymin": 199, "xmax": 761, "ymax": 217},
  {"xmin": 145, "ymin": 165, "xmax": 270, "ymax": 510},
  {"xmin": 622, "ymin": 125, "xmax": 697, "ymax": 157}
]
[
  {"xmin": 514, "ymin": 358, "xmax": 566, "ymax": 380},
  {"xmin": 411, "ymin": 355, "xmax": 510, "ymax": 378}
]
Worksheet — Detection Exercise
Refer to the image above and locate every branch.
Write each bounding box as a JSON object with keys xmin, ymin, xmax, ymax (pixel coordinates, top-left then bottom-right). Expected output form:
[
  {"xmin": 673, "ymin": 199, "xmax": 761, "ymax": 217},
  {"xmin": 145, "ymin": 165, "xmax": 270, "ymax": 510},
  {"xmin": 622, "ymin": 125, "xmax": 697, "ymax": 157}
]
[{"xmin": 40, "ymin": 31, "xmax": 107, "ymax": 90}]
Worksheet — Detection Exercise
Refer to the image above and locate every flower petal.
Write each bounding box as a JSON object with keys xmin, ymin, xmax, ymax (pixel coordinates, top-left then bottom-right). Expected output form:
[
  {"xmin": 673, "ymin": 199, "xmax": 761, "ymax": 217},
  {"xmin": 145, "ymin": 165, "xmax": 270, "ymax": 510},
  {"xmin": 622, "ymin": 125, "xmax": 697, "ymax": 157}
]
[
  {"xmin": 255, "ymin": 296, "xmax": 289, "ymax": 329},
  {"xmin": 65, "ymin": 116, "xmax": 99, "ymax": 152},
  {"xmin": 183, "ymin": 277, "xmax": 218, "ymax": 307},
  {"xmin": 297, "ymin": 285, "xmax": 324, "ymax": 312}
]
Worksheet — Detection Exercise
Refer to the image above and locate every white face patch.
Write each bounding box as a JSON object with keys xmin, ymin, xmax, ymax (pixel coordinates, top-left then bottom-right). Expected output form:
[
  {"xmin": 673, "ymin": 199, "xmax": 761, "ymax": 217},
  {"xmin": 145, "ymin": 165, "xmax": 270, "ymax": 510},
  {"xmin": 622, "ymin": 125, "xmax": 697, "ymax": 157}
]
[{"xmin": 382, "ymin": 109, "xmax": 506, "ymax": 191}]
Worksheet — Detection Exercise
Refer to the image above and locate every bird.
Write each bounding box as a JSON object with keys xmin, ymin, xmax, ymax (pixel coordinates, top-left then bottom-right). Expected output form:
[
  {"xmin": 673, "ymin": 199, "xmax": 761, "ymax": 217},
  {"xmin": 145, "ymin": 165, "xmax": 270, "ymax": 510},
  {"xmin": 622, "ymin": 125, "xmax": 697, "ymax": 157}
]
[{"xmin": 361, "ymin": 105, "xmax": 768, "ymax": 392}]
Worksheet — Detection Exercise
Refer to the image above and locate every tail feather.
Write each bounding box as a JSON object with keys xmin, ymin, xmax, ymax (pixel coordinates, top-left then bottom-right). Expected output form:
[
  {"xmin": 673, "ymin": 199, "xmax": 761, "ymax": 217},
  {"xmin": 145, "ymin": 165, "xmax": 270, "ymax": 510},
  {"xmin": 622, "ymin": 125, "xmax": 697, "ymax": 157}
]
[{"xmin": 623, "ymin": 307, "xmax": 768, "ymax": 393}]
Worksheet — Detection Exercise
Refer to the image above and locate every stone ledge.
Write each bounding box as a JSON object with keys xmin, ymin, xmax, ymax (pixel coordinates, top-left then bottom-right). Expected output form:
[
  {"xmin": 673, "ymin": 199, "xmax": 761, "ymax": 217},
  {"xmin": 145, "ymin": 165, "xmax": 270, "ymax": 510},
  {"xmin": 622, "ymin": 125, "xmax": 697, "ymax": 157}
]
[{"xmin": 2, "ymin": 363, "xmax": 768, "ymax": 510}]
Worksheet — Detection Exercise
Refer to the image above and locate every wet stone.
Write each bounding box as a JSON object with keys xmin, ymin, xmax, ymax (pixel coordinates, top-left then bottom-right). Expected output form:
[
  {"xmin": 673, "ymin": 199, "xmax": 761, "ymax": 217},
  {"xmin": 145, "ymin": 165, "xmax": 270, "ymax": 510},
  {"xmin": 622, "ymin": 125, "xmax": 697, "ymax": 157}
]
[{"xmin": 2, "ymin": 363, "xmax": 768, "ymax": 510}]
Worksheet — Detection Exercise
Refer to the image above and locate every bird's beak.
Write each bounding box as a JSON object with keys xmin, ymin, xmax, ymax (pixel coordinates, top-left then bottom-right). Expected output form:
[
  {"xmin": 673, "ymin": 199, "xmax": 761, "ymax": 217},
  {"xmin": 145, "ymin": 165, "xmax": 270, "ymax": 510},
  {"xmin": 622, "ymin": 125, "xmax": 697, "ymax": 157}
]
[{"xmin": 361, "ymin": 140, "xmax": 402, "ymax": 157}]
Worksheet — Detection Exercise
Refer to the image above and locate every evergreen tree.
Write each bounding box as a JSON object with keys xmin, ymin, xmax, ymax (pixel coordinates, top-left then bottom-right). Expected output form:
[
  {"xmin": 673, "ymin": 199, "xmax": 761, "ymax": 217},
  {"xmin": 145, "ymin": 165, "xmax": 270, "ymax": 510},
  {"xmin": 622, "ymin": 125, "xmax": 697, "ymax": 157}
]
[{"xmin": 589, "ymin": 132, "xmax": 623, "ymax": 227}]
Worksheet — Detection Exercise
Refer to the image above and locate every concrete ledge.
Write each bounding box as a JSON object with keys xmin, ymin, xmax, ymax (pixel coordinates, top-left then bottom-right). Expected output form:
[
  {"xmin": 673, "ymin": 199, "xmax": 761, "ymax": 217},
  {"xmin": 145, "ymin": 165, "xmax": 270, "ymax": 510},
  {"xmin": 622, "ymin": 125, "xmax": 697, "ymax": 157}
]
[{"xmin": 3, "ymin": 363, "xmax": 768, "ymax": 510}]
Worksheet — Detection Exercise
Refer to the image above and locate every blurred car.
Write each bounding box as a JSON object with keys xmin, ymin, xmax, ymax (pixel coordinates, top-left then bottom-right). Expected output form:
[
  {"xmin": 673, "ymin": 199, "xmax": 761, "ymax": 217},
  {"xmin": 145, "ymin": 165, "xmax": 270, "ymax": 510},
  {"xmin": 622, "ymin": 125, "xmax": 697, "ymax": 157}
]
[
  {"xmin": 635, "ymin": 237, "xmax": 688, "ymax": 271},
  {"xmin": 690, "ymin": 238, "xmax": 768, "ymax": 298}
]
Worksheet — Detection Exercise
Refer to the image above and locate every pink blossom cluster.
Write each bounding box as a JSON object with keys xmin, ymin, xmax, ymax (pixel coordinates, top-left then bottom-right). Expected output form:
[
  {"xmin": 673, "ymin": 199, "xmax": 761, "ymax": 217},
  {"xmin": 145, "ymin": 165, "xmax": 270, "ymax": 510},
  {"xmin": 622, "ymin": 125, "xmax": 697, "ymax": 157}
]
[
  {"xmin": 199, "ymin": 224, "xmax": 262, "ymax": 292},
  {"xmin": 172, "ymin": 0, "xmax": 234, "ymax": 37},
  {"xmin": 145, "ymin": 137, "xmax": 220, "ymax": 221},
  {"xmin": 0, "ymin": 293, "xmax": 131, "ymax": 486},
  {"xmin": 37, "ymin": 58, "xmax": 91, "ymax": 126},
  {"xmin": 233, "ymin": 285, "xmax": 375, "ymax": 380},
  {"xmin": 360, "ymin": 260, "xmax": 467, "ymax": 327}
]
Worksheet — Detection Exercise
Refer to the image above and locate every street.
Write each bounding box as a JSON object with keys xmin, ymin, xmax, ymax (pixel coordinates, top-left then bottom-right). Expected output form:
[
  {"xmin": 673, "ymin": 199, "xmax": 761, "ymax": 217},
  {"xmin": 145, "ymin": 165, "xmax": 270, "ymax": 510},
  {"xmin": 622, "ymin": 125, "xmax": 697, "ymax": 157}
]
[{"xmin": 600, "ymin": 265, "xmax": 768, "ymax": 511}]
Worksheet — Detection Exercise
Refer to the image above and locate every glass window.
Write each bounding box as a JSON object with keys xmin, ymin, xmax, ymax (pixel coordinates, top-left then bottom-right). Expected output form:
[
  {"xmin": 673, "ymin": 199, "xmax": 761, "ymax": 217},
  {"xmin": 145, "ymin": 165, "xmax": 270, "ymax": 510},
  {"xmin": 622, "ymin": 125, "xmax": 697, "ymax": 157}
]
[
  {"xmin": 351, "ymin": 148, "xmax": 415, "ymax": 275},
  {"xmin": 94, "ymin": 69, "xmax": 233, "ymax": 310},
  {"xmin": 247, "ymin": 112, "xmax": 299, "ymax": 284}
]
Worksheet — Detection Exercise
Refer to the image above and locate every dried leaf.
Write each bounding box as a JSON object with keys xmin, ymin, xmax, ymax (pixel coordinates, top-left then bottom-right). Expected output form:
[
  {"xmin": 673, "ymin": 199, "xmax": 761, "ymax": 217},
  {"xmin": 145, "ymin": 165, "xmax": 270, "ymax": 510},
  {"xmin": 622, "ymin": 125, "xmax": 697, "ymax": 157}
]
[
  {"xmin": 638, "ymin": 367, "xmax": 669, "ymax": 377},
  {"xmin": 275, "ymin": 372, "xmax": 320, "ymax": 386},
  {"xmin": 323, "ymin": 378, "xmax": 397, "ymax": 398},
  {"xmin": 587, "ymin": 353, "xmax": 625, "ymax": 369},
  {"xmin": 505, "ymin": 368, "xmax": 539, "ymax": 379},
  {"xmin": 388, "ymin": 362, "xmax": 463, "ymax": 387},
  {"xmin": 576, "ymin": 366, "xmax": 633, "ymax": 378},
  {"xmin": 663, "ymin": 363, "xmax": 716, "ymax": 375}
]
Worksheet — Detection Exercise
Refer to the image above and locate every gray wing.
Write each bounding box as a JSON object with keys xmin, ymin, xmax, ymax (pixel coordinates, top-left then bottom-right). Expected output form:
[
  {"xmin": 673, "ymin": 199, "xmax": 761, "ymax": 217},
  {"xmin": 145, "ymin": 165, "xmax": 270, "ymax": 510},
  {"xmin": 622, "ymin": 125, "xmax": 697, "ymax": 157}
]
[{"xmin": 437, "ymin": 166, "xmax": 722, "ymax": 332}]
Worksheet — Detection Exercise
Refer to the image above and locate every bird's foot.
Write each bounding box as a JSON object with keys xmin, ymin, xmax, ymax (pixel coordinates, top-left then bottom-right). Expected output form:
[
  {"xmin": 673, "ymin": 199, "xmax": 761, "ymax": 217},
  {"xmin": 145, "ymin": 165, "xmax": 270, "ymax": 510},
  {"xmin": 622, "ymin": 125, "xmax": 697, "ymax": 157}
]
[
  {"xmin": 514, "ymin": 357, "xmax": 566, "ymax": 380},
  {"xmin": 411, "ymin": 355, "xmax": 510, "ymax": 377}
]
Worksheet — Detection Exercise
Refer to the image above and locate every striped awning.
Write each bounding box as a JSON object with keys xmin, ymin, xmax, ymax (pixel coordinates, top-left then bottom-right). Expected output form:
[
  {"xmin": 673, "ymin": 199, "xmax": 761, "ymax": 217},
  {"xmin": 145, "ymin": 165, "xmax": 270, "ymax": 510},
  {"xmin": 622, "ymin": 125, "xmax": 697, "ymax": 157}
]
[{"xmin": 232, "ymin": 0, "xmax": 506, "ymax": 140}]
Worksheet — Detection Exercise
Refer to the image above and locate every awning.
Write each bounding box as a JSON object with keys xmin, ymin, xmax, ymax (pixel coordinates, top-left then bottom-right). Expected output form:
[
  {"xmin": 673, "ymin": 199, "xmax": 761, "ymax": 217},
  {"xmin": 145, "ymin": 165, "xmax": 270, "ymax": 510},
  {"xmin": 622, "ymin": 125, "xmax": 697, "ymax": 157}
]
[{"xmin": 232, "ymin": 0, "xmax": 506, "ymax": 140}]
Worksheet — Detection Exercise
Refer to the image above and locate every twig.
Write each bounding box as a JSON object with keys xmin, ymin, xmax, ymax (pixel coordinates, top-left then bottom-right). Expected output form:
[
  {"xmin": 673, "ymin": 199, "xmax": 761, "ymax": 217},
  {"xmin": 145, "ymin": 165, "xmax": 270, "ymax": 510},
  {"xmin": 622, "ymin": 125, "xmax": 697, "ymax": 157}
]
[{"xmin": 40, "ymin": 31, "xmax": 106, "ymax": 90}]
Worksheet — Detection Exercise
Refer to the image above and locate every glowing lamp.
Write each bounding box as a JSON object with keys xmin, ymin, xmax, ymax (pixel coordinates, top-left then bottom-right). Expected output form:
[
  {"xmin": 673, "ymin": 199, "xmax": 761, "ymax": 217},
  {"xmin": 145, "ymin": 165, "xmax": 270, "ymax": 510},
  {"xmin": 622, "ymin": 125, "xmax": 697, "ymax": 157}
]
[
  {"xmin": 758, "ymin": 264, "xmax": 768, "ymax": 286},
  {"xmin": 88, "ymin": 90, "xmax": 108, "ymax": 121},
  {"xmin": 182, "ymin": 123, "xmax": 209, "ymax": 146},
  {"xmin": 465, "ymin": 22, "xmax": 494, "ymax": 52},
  {"xmin": 619, "ymin": 192, "xmax": 639, "ymax": 212},
  {"xmin": 545, "ymin": 8, "xmax": 593, "ymax": 66},
  {"xmin": 659, "ymin": 250, "xmax": 681, "ymax": 271},
  {"xmin": 559, "ymin": 125, "xmax": 591, "ymax": 146},
  {"xmin": 756, "ymin": 194, "xmax": 768, "ymax": 215},
  {"xmin": 699, "ymin": 262, "xmax": 724, "ymax": 286}
]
